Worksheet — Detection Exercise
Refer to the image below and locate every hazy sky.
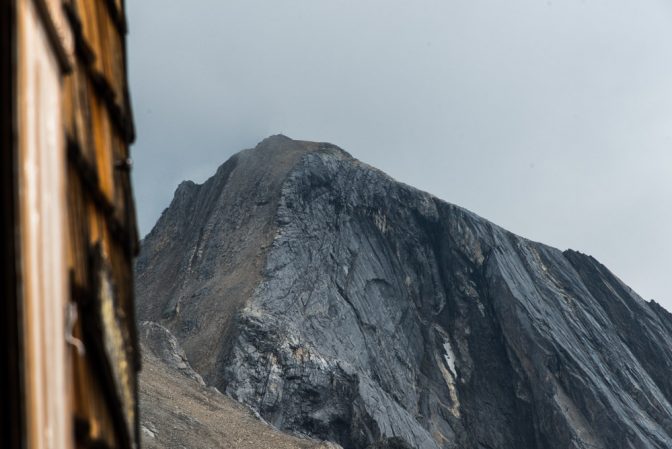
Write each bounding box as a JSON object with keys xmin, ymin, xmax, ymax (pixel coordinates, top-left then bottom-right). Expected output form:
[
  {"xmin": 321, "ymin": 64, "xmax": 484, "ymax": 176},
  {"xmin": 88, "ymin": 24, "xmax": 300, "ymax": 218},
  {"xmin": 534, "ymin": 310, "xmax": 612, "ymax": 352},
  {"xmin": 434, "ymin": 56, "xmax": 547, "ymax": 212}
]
[{"xmin": 128, "ymin": 0, "xmax": 671, "ymax": 309}]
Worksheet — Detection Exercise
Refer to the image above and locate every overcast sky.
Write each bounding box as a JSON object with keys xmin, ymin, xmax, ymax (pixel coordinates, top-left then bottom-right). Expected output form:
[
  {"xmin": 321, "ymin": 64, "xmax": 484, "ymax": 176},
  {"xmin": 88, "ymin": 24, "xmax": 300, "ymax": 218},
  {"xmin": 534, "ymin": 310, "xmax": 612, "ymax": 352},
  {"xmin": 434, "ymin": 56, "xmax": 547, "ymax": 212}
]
[{"xmin": 128, "ymin": 0, "xmax": 671, "ymax": 309}]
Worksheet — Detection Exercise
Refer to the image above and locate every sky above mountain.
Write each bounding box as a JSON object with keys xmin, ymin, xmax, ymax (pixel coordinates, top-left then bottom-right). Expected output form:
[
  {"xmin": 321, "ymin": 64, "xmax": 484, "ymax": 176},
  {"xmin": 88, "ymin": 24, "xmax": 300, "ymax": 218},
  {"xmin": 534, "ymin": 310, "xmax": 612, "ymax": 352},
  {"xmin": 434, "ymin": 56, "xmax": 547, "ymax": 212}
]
[{"xmin": 128, "ymin": 0, "xmax": 672, "ymax": 309}]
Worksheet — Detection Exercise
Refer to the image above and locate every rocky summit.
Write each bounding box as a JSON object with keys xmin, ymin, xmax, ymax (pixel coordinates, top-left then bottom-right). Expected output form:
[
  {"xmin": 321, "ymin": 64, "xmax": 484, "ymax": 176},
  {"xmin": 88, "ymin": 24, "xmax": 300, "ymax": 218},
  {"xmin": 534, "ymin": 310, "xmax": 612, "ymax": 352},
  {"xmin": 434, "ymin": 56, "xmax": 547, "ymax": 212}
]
[{"xmin": 136, "ymin": 135, "xmax": 672, "ymax": 449}]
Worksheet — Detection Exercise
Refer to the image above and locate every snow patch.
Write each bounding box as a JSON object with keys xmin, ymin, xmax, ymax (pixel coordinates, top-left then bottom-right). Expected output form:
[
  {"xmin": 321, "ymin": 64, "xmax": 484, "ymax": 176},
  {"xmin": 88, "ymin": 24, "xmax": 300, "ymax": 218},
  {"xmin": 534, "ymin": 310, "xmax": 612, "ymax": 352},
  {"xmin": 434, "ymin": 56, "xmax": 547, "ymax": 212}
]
[
  {"xmin": 434, "ymin": 330, "xmax": 461, "ymax": 417},
  {"xmin": 443, "ymin": 340, "xmax": 457, "ymax": 378}
]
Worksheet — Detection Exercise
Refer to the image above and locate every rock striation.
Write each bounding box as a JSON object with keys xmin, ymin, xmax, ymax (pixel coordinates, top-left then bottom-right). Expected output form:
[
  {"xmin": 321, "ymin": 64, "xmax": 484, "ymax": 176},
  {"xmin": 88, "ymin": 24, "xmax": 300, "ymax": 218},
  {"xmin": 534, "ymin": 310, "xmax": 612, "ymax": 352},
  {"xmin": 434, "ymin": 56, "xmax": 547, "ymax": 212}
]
[{"xmin": 136, "ymin": 135, "xmax": 672, "ymax": 449}]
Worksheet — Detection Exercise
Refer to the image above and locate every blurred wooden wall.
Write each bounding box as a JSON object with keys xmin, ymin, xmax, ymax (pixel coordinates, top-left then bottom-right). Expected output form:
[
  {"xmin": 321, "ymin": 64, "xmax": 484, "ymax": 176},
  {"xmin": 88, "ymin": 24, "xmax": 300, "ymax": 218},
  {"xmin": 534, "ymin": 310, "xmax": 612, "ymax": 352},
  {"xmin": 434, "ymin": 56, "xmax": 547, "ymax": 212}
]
[{"xmin": 3, "ymin": 0, "xmax": 140, "ymax": 448}]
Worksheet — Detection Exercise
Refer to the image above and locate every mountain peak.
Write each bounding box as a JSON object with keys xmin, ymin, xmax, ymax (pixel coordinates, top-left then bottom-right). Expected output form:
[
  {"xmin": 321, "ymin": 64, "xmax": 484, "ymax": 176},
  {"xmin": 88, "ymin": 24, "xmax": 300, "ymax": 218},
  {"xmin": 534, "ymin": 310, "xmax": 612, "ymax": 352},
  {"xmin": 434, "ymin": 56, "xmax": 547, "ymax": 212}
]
[
  {"xmin": 258, "ymin": 133, "xmax": 293, "ymax": 144},
  {"xmin": 137, "ymin": 139, "xmax": 672, "ymax": 449}
]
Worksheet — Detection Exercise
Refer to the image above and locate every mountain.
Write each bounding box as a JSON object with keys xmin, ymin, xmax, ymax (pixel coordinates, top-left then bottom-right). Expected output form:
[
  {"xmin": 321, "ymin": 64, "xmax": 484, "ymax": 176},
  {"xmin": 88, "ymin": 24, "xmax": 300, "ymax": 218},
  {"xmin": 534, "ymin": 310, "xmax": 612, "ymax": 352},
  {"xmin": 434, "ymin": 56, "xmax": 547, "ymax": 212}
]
[
  {"xmin": 138, "ymin": 321, "xmax": 337, "ymax": 449},
  {"xmin": 136, "ymin": 135, "xmax": 672, "ymax": 449}
]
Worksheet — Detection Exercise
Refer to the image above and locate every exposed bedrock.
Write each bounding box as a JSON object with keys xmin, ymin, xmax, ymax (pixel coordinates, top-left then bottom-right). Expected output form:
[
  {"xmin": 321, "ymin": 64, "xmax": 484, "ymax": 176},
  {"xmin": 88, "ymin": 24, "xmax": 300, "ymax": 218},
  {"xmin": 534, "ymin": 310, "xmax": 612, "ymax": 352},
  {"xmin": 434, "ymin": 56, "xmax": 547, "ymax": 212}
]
[{"xmin": 136, "ymin": 135, "xmax": 672, "ymax": 449}]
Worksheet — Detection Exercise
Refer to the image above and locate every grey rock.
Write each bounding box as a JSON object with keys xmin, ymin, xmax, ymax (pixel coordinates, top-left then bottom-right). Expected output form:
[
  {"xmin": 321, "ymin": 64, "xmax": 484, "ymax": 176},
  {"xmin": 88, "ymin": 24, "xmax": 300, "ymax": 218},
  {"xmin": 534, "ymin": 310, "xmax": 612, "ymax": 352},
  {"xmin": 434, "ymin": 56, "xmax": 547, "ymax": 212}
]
[
  {"xmin": 138, "ymin": 326, "xmax": 334, "ymax": 449},
  {"xmin": 366, "ymin": 438, "xmax": 415, "ymax": 449},
  {"xmin": 136, "ymin": 135, "xmax": 672, "ymax": 449},
  {"xmin": 139, "ymin": 320, "xmax": 206, "ymax": 386}
]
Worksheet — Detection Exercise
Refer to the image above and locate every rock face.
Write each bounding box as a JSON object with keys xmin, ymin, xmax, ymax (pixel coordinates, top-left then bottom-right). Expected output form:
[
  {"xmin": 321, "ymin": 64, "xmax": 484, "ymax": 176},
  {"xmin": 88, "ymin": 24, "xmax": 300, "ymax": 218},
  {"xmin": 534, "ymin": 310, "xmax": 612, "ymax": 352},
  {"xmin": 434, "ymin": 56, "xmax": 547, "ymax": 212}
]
[
  {"xmin": 136, "ymin": 135, "xmax": 672, "ymax": 449},
  {"xmin": 138, "ymin": 322, "xmax": 337, "ymax": 449}
]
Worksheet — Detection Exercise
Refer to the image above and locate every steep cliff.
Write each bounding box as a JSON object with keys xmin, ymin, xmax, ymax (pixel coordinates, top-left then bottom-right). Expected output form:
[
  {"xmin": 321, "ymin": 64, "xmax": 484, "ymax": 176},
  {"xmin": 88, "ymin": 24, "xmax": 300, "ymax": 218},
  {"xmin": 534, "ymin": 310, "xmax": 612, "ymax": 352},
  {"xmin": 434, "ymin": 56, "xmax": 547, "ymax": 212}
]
[{"xmin": 136, "ymin": 135, "xmax": 672, "ymax": 449}]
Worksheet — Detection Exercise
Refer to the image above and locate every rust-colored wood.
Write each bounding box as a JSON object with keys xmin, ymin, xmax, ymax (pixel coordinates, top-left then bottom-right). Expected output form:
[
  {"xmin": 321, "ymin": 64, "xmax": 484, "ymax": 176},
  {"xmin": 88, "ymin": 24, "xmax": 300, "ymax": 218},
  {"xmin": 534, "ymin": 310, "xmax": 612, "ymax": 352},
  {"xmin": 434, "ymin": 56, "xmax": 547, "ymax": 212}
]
[
  {"xmin": 8, "ymin": 0, "xmax": 139, "ymax": 448},
  {"xmin": 62, "ymin": 0, "xmax": 139, "ymax": 447}
]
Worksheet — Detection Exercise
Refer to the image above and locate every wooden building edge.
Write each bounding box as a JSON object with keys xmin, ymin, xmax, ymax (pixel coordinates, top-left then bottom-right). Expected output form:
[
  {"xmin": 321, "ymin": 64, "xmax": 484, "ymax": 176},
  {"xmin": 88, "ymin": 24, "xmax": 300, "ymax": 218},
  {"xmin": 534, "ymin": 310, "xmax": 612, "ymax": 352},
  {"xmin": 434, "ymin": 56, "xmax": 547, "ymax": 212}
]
[{"xmin": 1, "ymin": 0, "xmax": 141, "ymax": 448}]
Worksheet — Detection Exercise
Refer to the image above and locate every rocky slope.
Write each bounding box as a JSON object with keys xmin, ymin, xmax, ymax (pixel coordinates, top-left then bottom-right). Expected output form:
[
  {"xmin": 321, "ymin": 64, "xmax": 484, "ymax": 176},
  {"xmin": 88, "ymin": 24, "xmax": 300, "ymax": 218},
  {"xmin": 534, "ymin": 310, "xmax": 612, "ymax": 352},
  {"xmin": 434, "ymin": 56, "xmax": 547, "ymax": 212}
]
[
  {"xmin": 136, "ymin": 135, "xmax": 672, "ymax": 449},
  {"xmin": 138, "ymin": 321, "xmax": 337, "ymax": 449}
]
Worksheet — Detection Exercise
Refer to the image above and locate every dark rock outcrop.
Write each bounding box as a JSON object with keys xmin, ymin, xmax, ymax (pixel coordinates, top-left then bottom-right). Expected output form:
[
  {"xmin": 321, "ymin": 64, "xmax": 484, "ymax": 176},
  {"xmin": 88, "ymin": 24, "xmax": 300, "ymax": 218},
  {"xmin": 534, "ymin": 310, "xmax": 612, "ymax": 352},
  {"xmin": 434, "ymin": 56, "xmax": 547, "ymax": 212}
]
[
  {"xmin": 138, "ymin": 321, "xmax": 338, "ymax": 449},
  {"xmin": 136, "ymin": 135, "xmax": 672, "ymax": 449}
]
